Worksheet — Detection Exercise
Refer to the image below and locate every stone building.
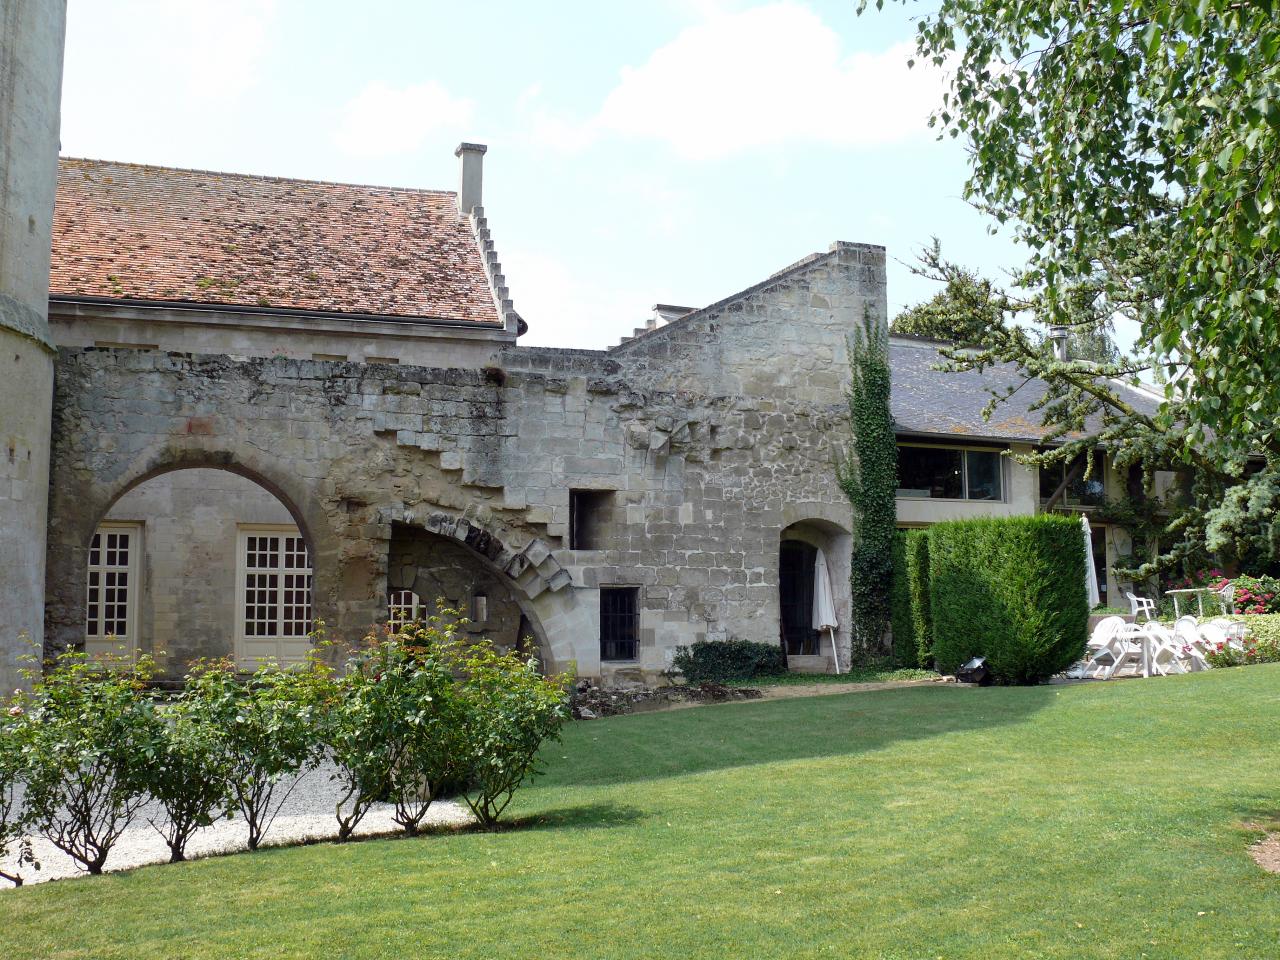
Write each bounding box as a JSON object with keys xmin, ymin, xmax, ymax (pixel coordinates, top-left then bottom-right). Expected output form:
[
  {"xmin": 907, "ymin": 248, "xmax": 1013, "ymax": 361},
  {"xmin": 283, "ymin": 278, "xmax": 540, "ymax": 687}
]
[
  {"xmin": 38, "ymin": 146, "xmax": 881, "ymax": 682},
  {"xmin": 0, "ymin": 0, "xmax": 66, "ymax": 693}
]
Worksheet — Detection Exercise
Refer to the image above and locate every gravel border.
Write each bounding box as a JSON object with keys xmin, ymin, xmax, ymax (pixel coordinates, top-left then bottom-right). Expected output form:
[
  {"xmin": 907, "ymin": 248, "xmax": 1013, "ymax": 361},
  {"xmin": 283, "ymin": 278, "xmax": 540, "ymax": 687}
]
[{"xmin": 0, "ymin": 762, "xmax": 472, "ymax": 887}]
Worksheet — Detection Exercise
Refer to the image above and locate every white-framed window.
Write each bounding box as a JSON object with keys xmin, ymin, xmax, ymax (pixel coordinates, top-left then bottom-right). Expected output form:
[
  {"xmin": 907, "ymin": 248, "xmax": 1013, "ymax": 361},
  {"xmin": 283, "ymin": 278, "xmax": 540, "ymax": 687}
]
[
  {"xmin": 896, "ymin": 443, "xmax": 1006, "ymax": 502},
  {"xmin": 387, "ymin": 590, "xmax": 423, "ymax": 631},
  {"xmin": 85, "ymin": 522, "xmax": 141, "ymax": 658},
  {"xmin": 234, "ymin": 525, "xmax": 313, "ymax": 668}
]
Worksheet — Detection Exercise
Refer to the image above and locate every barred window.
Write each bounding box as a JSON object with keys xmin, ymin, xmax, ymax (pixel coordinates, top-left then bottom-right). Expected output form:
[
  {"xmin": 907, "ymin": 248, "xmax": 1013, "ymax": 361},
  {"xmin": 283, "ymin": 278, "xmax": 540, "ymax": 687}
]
[{"xmin": 600, "ymin": 587, "xmax": 639, "ymax": 662}]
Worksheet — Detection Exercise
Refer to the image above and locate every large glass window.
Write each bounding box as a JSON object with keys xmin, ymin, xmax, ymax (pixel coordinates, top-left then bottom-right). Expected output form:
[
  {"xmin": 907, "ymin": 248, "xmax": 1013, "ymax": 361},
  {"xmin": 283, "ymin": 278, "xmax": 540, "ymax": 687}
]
[
  {"xmin": 236, "ymin": 526, "xmax": 313, "ymax": 668},
  {"xmin": 1039, "ymin": 455, "xmax": 1105, "ymax": 506},
  {"xmin": 896, "ymin": 446, "xmax": 1003, "ymax": 501},
  {"xmin": 85, "ymin": 523, "xmax": 141, "ymax": 655}
]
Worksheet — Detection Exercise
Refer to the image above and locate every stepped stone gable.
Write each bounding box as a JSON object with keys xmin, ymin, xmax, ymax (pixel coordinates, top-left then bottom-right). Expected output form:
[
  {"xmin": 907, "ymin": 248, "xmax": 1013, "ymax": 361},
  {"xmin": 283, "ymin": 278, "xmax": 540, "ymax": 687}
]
[{"xmin": 45, "ymin": 242, "xmax": 883, "ymax": 679}]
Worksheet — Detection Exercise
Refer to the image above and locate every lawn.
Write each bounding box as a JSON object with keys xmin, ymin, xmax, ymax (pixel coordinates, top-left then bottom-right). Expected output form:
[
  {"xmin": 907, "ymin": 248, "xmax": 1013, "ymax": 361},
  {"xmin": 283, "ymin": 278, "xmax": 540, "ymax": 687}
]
[{"xmin": 6, "ymin": 667, "xmax": 1280, "ymax": 959}]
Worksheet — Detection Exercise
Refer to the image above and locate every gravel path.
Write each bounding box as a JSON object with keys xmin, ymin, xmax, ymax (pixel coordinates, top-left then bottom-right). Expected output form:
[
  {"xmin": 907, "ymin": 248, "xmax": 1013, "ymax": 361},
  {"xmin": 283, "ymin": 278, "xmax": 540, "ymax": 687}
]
[{"xmin": 1, "ymin": 762, "xmax": 472, "ymax": 887}]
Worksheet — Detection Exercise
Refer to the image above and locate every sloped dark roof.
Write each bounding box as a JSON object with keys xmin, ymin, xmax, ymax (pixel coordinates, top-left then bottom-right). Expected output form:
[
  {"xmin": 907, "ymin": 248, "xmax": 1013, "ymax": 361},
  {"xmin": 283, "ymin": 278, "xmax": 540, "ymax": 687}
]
[
  {"xmin": 889, "ymin": 335, "xmax": 1161, "ymax": 443},
  {"xmin": 51, "ymin": 158, "xmax": 501, "ymax": 324}
]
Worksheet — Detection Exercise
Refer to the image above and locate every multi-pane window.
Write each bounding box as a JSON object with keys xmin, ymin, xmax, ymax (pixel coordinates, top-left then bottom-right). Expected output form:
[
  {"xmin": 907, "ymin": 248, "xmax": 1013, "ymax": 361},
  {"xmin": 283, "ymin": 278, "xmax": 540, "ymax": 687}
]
[
  {"xmin": 85, "ymin": 523, "xmax": 140, "ymax": 651},
  {"xmin": 387, "ymin": 590, "xmax": 423, "ymax": 631},
  {"xmin": 600, "ymin": 586, "xmax": 639, "ymax": 662},
  {"xmin": 1039, "ymin": 455, "xmax": 1106, "ymax": 507},
  {"xmin": 237, "ymin": 528, "xmax": 313, "ymax": 661},
  {"xmin": 896, "ymin": 445, "xmax": 1004, "ymax": 502}
]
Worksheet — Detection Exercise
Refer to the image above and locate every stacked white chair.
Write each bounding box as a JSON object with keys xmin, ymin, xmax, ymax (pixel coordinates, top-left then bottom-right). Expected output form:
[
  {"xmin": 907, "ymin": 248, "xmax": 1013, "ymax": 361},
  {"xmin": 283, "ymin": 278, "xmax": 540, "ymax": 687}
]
[
  {"xmin": 1173, "ymin": 615, "xmax": 1211, "ymax": 671},
  {"xmin": 1145, "ymin": 623, "xmax": 1189, "ymax": 675},
  {"xmin": 1071, "ymin": 616, "xmax": 1127, "ymax": 678}
]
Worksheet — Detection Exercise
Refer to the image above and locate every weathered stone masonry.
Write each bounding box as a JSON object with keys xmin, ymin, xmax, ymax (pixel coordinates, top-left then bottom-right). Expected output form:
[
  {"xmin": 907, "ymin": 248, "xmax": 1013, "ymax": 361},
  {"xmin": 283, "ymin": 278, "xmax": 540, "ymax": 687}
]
[{"xmin": 45, "ymin": 242, "xmax": 884, "ymax": 680}]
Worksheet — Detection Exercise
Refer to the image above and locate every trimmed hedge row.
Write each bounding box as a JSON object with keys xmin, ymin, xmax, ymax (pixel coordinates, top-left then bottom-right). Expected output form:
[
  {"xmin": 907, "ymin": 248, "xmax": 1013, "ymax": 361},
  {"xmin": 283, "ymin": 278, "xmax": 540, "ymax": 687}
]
[
  {"xmin": 927, "ymin": 515, "xmax": 1088, "ymax": 684},
  {"xmin": 890, "ymin": 530, "xmax": 934, "ymax": 669}
]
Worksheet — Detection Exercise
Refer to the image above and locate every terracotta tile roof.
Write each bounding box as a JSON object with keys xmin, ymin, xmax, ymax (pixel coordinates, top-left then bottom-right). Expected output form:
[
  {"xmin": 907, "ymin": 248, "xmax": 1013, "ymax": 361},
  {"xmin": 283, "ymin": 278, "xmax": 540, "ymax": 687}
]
[{"xmin": 50, "ymin": 158, "xmax": 501, "ymax": 324}]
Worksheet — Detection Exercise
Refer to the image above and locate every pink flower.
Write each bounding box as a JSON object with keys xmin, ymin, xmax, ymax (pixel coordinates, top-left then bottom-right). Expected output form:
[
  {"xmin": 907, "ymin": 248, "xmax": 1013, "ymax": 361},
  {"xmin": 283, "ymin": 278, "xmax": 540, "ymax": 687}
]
[{"xmin": 7, "ymin": 704, "xmax": 22, "ymax": 717}]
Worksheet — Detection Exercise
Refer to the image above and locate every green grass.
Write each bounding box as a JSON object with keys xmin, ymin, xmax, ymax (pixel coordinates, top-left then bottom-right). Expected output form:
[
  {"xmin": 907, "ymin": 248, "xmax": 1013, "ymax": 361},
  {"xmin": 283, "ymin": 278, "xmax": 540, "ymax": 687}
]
[
  {"xmin": 726, "ymin": 666, "xmax": 938, "ymax": 686},
  {"xmin": 8, "ymin": 667, "xmax": 1280, "ymax": 959}
]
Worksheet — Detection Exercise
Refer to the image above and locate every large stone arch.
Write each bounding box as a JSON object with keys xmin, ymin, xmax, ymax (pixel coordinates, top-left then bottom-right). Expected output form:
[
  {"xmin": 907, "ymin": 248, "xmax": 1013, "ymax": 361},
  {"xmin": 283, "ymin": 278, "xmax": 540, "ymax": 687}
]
[
  {"xmin": 376, "ymin": 505, "xmax": 579, "ymax": 672},
  {"xmin": 44, "ymin": 435, "xmax": 339, "ymax": 659}
]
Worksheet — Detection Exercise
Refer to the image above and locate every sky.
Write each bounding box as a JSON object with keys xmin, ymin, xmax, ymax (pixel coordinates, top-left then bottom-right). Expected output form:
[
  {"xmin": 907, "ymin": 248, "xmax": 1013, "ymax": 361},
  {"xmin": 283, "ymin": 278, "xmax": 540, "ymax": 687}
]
[{"xmin": 59, "ymin": 0, "xmax": 1030, "ymax": 350}]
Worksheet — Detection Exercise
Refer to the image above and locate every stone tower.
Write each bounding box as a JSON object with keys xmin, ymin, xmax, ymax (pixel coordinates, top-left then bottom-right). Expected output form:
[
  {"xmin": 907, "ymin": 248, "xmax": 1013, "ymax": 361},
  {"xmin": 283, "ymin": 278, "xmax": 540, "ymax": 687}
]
[{"xmin": 0, "ymin": 0, "xmax": 67, "ymax": 690}]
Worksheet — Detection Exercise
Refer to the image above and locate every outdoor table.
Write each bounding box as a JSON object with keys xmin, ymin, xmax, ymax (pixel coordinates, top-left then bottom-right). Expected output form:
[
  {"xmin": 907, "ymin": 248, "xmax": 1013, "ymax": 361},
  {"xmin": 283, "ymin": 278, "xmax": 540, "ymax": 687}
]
[
  {"xmin": 1164, "ymin": 587, "xmax": 1213, "ymax": 618},
  {"xmin": 1115, "ymin": 623, "xmax": 1155, "ymax": 677}
]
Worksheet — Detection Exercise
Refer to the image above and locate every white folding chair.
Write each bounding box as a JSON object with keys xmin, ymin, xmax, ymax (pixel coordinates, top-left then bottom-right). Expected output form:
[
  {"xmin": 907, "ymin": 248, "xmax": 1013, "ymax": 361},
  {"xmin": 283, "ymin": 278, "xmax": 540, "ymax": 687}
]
[
  {"xmin": 1068, "ymin": 616, "xmax": 1127, "ymax": 678},
  {"xmin": 1145, "ymin": 623, "xmax": 1189, "ymax": 675},
  {"xmin": 1173, "ymin": 616, "xmax": 1211, "ymax": 671},
  {"xmin": 1094, "ymin": 626, "xmax": 1145, "ymax": 679},
  {"xmin": 1126, "ymin": 591, "xmax": 1157, "ymax": 622}
]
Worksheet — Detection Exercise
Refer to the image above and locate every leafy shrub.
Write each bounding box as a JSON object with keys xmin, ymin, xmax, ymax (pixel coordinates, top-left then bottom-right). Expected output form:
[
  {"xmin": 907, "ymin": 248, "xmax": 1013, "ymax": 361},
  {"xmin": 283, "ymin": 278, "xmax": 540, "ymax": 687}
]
[
  {"xmin": 453, "ymin": 640, "xmax": 571, "ymax": 828},
  {"xmin": 672, "ymin": 639, "xmax": 788, "ymax": 683},
  {"xmin": 1164, "ymin": 570, "xmax": 1280, "ymax": 616},
  {"xmin": 1210, "ymin": 615, "xmax": 1280, "ymax": 667},
  {"xmin": 142, "ymin": 689, "xmax": 235, "ymax": 863},
  {"xmin": 0, "ymin": 707, "xmax": 35, "ymax": 887},
  {"xmin": 17, "ymin": 651, "xmax": 162, "ymax": 874},
  {"xmin": 322, "ymin": 621, "xmax": 466, "ymax": 840},
  {"xmin": 184, "ymin": 659, "xmax": 324, "ymax": 851},
  {"xmin": 928, "ymin": 515, "xmax": 1088, "ymax": 684}
]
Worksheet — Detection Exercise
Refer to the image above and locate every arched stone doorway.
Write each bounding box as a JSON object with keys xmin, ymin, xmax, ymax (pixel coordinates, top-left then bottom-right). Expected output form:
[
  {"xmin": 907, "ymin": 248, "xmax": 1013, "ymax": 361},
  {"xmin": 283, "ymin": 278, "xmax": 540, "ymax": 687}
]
[
  {"xmin": 387, "ymin": 523, "xmax": 551, "ymax": 667},
  {"xmin": 778, "ymin": 517, "xmax": 852, "ymax": 673}
]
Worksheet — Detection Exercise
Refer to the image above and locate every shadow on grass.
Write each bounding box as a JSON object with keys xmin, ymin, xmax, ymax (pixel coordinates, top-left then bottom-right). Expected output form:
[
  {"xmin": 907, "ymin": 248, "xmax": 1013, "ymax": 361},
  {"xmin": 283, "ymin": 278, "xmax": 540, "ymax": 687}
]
[
  {"xmin": 504, "ymin": 803, "xmax": 647, "ymax": 833},
  {"xmin": 539, "ymin": 682, "xmax": 1062, "ymax": 789}
]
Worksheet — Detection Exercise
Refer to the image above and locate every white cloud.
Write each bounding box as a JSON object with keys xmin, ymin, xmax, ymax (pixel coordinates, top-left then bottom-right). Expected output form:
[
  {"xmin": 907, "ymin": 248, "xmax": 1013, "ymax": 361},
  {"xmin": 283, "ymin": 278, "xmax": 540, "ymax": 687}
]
[
  {"xmin": 60, "ymin": 0, "xmax": 279, "ymax": 161},
  {"xmin": 501, "ymin": 248, "xmax": 652, "ymax": 350},
  {"xmin": 556, "ymin": 2, "xmax": 947, "ymax": 160},
  {"xmin": 332, "ymin": 81, "xmax": 474, "ymax": 158}
]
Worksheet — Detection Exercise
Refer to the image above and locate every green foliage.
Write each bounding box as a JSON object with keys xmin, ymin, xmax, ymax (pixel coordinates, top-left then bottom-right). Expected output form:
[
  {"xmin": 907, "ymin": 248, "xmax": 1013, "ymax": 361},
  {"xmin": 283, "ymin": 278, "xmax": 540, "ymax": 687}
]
[
  {"xmin": 905, "ymin": 530, "xmax": 934, "ymax": 669},
  {"xmin": 453, "ymin": 641, "xmax": 571, "ymax": 828},
  {"xmin": 928, "ymin": 516, "xmax": 1088, "ymax": 684},
  {"xmin": 890, "ymin": 260, "xmax": 1004, "ymax": 345},
  {"xmin": 860, "ymin": 0, "xmax": 1280, "ymax": 580},
  {"xmin": 838, "ymin": 310, "xmax": 897, "ymax": 653},
  {"xmin": 889, "ymin": 533, "xmax": 914, "ymax": 667},
  {"xmin": 321, "ymin": 618, "xmax": 468, "ymax": 840},
  {"xmin": 863, "ymin": 0, "xmax": 1280, "ymax": 464},
  {"xmin": 889, "ymin": 531, "xmax": 935, "ymax": 669},
  {"xmin": 0, "ymin": 707, "xmax": 36, "ymax": 887},
  {"xmin": 142, "ymin": 692, "xmax": 235, "ymax": 863},
  {"xmin": 15, "ymin": 651, "xmax": 162, "ymax": 874},
  {"xmin": 1207, "ymin": 615, "xmax": 1280, "ymax": 667},
  {"xmin": 184, "ymin": 658, "xmax": 325, "ymax": 851},
  {"xmin": 672, "ymin": 640, "xmax": 788, "ymax": 684}
]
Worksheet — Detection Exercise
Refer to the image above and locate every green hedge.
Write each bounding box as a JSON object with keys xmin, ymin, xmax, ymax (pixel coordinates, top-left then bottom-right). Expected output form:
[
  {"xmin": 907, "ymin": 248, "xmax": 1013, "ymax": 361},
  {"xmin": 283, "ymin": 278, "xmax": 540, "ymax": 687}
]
[
  {"xmin": 928, "ymin": 515, "xmax": 1088, "ymax": 684},
  {"xmin": 672, "ymin": 640, "xmax": 788, "ymax": 684},
  {"xmin": 890, "ymin": 530, "xmax": 933, "ymax": 668},
  {"xmin": 906, "ymin": 530, "xmax": 933, "ymax": 669}
]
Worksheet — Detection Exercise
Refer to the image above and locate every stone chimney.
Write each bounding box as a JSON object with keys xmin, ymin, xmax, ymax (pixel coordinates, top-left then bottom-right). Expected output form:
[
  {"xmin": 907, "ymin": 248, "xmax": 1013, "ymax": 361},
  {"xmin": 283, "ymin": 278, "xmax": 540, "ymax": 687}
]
[{"xmin": 455, "ymin": 142, "xmax": 487, "ymax": 216}]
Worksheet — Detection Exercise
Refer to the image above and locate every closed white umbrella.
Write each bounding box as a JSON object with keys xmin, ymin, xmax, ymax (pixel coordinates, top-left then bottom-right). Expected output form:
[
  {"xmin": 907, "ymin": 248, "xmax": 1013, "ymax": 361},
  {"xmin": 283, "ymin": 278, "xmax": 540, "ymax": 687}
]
[
  {"xmin": 1082, "ymin": 515, "xmax": 1101, "ymax": 609},
  {"xmin": 812, "ymin": 547, "xmax": 842, "ymax": 674}
]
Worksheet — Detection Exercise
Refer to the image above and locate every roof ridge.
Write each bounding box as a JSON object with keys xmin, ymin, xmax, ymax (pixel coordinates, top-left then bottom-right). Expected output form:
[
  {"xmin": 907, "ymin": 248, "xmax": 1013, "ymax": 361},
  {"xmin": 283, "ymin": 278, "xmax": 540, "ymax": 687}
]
[{"xmin": 58, "ymin": 156, "xmax": 457, "ymax": 197}]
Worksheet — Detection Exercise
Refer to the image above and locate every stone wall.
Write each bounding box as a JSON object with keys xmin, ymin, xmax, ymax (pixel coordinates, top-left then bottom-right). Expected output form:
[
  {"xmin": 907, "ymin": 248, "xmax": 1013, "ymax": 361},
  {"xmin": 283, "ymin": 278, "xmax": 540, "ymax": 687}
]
[
  {"xmin": 102, "ymin": 469, "xmax": 294, "ymax": 670},
  {"xmin": 41, "ymin": 244, "xmax": 885, "ymax": 681},
  {"xmin": 0, "ymin": 0, "xmax": 66, "ymax": 690}
]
